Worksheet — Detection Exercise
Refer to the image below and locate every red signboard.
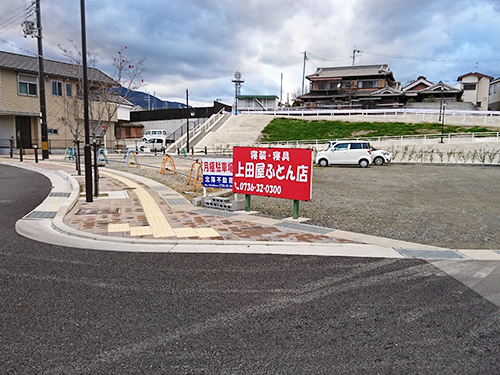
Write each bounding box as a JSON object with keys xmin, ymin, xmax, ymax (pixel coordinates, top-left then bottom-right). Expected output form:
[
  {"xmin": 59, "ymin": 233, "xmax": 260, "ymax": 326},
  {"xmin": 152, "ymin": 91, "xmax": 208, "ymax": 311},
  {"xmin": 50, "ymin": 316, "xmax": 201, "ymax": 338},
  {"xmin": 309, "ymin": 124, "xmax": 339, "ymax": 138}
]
[{"xmin": 232, "ymin": 146, "xmax": 312, "ymax": 201}]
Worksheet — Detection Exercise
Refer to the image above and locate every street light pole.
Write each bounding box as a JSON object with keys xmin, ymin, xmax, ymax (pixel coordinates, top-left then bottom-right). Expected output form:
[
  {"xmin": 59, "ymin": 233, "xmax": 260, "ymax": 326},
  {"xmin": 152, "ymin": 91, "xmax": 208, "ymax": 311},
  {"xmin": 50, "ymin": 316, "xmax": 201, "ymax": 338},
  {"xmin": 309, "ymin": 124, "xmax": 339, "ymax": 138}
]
[
  {"xmin": 186, "ymin": 89, "xmax": 189, "ymax": 153},
  {"xmin": 80, "ymin": 0, "xmax": 92, "ymax": 202},
  {"xmin": 438, "ymin": 85, "xmax": 444, "ymax": 123},
  {"xmin": 440, "ymin": 103, "xmax": 446, "ymax": 144}
]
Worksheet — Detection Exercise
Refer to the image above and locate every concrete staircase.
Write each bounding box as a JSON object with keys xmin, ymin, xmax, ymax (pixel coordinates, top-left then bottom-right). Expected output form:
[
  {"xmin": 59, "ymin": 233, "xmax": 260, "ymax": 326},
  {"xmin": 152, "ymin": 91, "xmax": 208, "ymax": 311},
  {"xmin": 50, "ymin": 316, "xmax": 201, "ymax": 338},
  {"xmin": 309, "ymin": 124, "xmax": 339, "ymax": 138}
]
[{"xmin": 194, "ymin": 115, "xmax": 273, "ymax": 149}]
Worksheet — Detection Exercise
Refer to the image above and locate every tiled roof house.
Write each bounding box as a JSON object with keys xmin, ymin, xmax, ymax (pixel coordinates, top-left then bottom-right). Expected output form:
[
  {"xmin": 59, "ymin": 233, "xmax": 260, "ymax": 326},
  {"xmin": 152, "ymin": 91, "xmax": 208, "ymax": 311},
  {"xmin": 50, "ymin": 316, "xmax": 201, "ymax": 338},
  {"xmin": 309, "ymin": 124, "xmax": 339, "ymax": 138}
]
[{"xmin": 299, "ymin": 64, "xmax": 402, "ymax": 109}]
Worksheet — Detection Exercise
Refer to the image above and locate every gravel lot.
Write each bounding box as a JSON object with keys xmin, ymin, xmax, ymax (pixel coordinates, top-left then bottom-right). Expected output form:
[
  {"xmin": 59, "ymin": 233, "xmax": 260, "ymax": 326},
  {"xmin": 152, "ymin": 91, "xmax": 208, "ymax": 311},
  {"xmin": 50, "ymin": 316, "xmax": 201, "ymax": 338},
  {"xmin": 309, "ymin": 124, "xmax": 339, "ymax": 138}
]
[{"xmin": 107, "ymin": 155, "xmax": 500, "ymax": 249}]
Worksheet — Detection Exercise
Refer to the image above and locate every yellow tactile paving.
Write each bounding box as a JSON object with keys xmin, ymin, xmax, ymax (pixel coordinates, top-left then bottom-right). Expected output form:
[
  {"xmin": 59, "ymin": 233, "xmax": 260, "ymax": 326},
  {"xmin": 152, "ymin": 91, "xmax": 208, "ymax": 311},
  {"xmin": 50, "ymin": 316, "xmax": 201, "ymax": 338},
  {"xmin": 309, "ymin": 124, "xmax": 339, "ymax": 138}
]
[
  {"xmin": 108, "ymin": 223, "xmax": 131, "ymax": 232},
  {"xmin": 173, "ymin": 228, "xmax": 200, "ymax": 237},
  {"xmin": 195, "ymin": 228, "xmax": 221, "ymax": 238},
  {"xmin": 100, "ymin": 171, "xmax": 220, "ymax": 239},
  {"xmin": 130, "ymin": 226, "xmax": 154, "ymax": 236}
]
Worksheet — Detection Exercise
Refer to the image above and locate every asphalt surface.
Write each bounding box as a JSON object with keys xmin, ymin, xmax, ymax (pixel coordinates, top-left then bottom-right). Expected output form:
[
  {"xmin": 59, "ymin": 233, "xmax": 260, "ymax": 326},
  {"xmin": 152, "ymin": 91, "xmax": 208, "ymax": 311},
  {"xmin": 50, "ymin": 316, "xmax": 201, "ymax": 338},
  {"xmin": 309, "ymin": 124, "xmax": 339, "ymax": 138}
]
[{"xmin": 1, "ymin": 164, "xmax": 500, "ymax": 374}]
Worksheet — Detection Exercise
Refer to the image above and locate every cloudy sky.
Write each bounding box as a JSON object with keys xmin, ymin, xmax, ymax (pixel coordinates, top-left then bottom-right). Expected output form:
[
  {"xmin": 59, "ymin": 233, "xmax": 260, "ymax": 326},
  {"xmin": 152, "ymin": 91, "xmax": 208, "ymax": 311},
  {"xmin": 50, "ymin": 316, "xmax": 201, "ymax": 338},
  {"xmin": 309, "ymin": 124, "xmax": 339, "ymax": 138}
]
[{"xmin": 1, "ymin": 0, "xmax": 500, "ymax": 106}]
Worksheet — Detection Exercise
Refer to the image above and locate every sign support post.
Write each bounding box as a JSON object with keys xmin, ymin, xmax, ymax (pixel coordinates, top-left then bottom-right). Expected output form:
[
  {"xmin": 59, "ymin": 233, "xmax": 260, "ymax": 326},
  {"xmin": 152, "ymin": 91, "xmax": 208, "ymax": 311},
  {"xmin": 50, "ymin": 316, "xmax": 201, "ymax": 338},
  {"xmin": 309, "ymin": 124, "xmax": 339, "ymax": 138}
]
[
  {"xmin": 293, "ymin": 200, "xmax": 299, "ymax": 219},
  {"xmin": 245, "ymin": 194, "xmax": 251, "ymax": 212}
]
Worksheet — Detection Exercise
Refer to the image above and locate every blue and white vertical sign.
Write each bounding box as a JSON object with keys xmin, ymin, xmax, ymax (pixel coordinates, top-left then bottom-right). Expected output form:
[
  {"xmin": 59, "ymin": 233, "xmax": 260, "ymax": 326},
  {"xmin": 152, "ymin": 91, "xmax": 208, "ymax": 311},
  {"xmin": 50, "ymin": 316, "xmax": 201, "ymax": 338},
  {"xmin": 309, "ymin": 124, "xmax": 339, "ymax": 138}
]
[{"xmin": 202, "ymin": 158, "xmax": 233, "ymax": 189}]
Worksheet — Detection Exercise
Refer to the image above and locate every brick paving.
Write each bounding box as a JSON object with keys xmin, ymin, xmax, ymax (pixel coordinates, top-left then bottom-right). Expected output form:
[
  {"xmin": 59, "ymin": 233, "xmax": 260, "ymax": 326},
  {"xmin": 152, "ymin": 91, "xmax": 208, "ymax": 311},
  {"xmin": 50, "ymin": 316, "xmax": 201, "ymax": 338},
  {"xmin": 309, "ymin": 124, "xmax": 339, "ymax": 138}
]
[{"xmin": 62, "ymin": 170, "xmax": 352, "ymax": 244}]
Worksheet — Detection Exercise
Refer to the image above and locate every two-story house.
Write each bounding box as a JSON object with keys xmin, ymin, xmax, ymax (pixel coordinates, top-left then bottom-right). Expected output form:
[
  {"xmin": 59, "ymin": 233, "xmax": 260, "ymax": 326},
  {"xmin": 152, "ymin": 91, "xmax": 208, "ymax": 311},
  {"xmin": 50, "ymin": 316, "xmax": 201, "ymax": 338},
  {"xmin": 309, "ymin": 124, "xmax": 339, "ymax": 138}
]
[
  {"xmin": 299, "ymin": 64, "xmax": 402, "ymax": 109},
  {"xmin": 457, "ymin": 72, "xmax": 494, "ymax": 111},
  {"xmin": 0, "ymin": 50, "xmax": 128, "ymax": 153}
]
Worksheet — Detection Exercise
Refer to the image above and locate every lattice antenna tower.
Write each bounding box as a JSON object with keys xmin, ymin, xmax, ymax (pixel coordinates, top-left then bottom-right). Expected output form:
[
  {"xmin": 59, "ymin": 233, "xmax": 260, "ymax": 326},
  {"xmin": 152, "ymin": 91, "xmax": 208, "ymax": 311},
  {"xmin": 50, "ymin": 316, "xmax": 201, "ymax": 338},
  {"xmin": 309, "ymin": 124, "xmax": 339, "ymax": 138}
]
[{"xmin": 232, "ymin": 70, "xmax": 244, "ymax": 97}]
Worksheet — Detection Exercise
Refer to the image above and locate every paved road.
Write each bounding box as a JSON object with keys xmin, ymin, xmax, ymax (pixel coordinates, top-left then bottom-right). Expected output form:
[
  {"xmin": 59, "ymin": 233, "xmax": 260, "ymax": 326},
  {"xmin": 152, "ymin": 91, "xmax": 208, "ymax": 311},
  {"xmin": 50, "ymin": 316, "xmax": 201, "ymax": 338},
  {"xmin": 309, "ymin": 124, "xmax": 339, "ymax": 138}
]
[{"xmin": 1, "ymin": 164, "xmax": 500, "ymax": 374}]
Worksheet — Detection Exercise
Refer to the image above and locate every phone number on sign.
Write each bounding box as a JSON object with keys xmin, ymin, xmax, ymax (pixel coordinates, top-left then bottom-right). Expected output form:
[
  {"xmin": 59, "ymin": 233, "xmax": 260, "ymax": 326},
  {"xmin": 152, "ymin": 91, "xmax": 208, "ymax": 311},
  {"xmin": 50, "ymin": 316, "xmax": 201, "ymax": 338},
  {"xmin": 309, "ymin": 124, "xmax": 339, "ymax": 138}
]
[{"xmin": 234, "ymin": 181, "xmax": 282, "ymax": 195}]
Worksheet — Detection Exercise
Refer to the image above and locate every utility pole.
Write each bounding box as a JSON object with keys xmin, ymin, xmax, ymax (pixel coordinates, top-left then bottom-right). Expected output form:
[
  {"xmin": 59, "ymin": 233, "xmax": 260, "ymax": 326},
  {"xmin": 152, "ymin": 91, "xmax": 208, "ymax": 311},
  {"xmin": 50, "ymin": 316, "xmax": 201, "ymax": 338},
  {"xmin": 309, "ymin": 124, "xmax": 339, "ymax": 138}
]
[
  {"xmin": 301, "ymin": 51, "xmax": 308, "ymax": 94},
  {"xmin": 35, "ymin": 0, "xmax": 49, "ymax": 159},
  {"xmin": 80, "ymin": 0, "xmax": 93, "ymax": 202},
  {"xmin": 352, "ymin": 46, "xmax": 362, "ymax": 66},
  {"xmin": 280, "ymin": 73, "xmax": 283, "ymax": 107}
]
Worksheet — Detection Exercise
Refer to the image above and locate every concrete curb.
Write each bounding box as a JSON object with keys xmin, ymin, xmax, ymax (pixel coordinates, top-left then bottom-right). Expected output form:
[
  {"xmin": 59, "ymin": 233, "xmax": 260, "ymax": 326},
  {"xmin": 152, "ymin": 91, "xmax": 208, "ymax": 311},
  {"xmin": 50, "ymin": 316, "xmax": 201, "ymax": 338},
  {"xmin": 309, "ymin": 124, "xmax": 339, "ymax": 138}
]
[{"xmin": 6, "ymin": 161, "xmax": 500, "ymax": 260}]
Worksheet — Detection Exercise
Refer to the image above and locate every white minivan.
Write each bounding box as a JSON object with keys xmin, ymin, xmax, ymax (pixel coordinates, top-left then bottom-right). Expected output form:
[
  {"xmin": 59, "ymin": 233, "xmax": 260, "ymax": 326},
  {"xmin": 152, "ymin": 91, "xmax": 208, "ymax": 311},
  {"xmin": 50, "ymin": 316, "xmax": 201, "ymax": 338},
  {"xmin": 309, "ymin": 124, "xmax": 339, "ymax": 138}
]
[
  {"xmin": 316, "ymin": 141, "xmax": 372, "ymax": 168},
  {"xmin": 143, "ymin": 129, "xmax": 168, "ymax": 141}
]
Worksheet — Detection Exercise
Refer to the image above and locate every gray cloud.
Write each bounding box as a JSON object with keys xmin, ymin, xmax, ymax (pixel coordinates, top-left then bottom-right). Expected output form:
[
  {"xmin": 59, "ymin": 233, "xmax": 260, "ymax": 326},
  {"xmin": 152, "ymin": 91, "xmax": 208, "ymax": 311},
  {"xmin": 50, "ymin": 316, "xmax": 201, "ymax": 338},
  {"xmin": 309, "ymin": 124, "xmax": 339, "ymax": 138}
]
[{"xmin": 1, "ymin": 0, "xmax": 499, "ymax": 105}]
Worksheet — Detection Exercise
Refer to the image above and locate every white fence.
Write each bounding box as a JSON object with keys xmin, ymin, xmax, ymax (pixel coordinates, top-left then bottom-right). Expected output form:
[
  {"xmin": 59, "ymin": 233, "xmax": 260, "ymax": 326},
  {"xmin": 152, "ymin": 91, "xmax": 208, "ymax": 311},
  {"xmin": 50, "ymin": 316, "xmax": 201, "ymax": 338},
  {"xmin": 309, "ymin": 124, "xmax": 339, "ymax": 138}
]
[{"xmin": 239, "ymin": 108, "xmax": 500, "ymax": 125}]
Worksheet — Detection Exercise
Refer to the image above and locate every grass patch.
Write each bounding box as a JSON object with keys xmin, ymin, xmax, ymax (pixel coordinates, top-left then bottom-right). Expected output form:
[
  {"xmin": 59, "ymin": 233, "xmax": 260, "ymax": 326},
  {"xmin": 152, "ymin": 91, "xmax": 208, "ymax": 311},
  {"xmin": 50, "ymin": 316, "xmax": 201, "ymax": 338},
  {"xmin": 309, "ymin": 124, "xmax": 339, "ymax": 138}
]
[{"xmin": 260, "ymin": 117, "xmax": 494, "ymax": 142}]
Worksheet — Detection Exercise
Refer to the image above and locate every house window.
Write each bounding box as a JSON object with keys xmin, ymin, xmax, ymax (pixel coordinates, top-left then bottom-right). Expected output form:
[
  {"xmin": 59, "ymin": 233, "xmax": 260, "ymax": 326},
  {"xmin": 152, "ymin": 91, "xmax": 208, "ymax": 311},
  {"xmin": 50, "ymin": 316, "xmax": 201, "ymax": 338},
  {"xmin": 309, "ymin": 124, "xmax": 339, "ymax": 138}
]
[
  {"xmin": 18, "ymin": 75, "xmax": 37, "ymax": 96},
  {"xmin": 318, "ymin": 82, "xmax": 327, "ymax": 90},
  {"xmin": 52, "ymin": 80, "xmax": 63, "ymax": 96},
  {"xmin": 47, "ymin": 128, "xmax": 59, "ymax": 135},
  {"xmin": 463, "ymin": 84, "xmax": 476, "ymax": 91},
  {"xmin": 330, "ymin": 82, "xmax": 341, "ymax": 90},
  {"xmin": 358, "ymin": 80, "xmax": 378, "ymax": 89},
  {"xmin": 341, "ymin": 81, "xmax": 353, "ymax": 89},
  {"xmin": 66, "ymin": 83, "xmax": 72, "ymax": 97}
]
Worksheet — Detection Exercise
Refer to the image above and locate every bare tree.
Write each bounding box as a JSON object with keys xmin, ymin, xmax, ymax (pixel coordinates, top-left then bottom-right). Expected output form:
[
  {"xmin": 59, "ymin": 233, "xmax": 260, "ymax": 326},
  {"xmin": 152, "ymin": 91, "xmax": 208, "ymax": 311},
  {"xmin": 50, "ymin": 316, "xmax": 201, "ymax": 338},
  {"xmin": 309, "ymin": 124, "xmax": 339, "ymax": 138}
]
[
  {"xmin": 291, "ymin": 88, "xmax": 304, "ymax": 106},
  {"xmin": 96, "ymin": 46, "xmax": 146, "ymax": 144},
  {"xmin": 58, "ymin": 40, "xmax": 100, "ymax": 144},
  {"xmin": 58, "ymin": 42, "xmax": 146, "ymax": 147}
]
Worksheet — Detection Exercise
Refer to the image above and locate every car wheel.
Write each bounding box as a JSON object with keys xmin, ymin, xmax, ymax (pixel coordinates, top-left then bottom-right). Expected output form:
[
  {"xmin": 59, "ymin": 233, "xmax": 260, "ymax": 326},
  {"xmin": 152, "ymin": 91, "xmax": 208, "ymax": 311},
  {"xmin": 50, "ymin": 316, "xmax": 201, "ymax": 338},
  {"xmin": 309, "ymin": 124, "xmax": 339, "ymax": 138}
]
[
  {"xmin": 140, "ymin": 146, "xmax": 145, "ymax": 152},
  {"xmin": 373, "ymin": 156, "xmax": 384, "ymax": 166},
  {"xmin": 359, "ymin": 159, "xmax": 369, "ymax": 168},
  {"xmin": 318, "ymin": 158, "xmax": 329, "ymax": 167}
]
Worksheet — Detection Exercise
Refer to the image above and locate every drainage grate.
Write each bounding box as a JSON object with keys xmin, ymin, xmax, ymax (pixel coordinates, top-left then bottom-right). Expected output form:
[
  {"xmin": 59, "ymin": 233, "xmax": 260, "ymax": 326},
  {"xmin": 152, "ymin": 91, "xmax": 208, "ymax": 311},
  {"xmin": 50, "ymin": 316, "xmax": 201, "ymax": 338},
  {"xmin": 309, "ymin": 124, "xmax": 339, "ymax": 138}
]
[
  {"xmin": 167, "ymin": 198, "xmax": 189, "ymax": 206},
  {"xmin": 193, "ymin": 208, "xmax": 238, "ymax": 218},
  {"xmin": 25, "ymin": 211, "xmax": 57, "ymax": 219},
  {"xmin": 397, "ymin": 249, "xmax": 466, "ymax": 259},
  {"xmin": 277, "ymin": 221, "xmax": 332, "ymax": 234},
  {"xmin": 49, "ymin": 192, "xmax": 71, "ymax": 197}
]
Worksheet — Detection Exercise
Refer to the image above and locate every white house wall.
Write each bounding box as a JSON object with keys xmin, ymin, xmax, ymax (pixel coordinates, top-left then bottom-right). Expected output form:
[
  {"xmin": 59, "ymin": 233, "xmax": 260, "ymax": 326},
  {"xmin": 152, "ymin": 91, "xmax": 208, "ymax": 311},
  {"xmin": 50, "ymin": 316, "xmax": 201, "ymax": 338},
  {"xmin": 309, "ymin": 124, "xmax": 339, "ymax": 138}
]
[
  {"xmin": 477, "ymin": 77, "xmax": 490, "ymax": 110},
  {"xmin": 117, "ymin": 105, "xmax": 131, "ymax": 121},
  {"xmin": 490, "ymin": 80, "xmax": 500, "ymax": 111},
  {"xmin": 461, "ymin": 75, "xmax": 478, "ymax": 106}
]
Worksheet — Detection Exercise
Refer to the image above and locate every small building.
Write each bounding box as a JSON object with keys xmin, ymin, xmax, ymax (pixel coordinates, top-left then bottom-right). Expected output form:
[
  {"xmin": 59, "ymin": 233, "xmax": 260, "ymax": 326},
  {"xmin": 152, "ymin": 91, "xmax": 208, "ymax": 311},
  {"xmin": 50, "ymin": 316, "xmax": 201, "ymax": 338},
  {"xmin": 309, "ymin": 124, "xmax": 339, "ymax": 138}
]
[
  {"xmin": 457, "ymin": 72, "xmax": 494, "ymax": 111},
  {"xmin": 236, "ymin": 95, "xmax": 278, "ymax": 111}
]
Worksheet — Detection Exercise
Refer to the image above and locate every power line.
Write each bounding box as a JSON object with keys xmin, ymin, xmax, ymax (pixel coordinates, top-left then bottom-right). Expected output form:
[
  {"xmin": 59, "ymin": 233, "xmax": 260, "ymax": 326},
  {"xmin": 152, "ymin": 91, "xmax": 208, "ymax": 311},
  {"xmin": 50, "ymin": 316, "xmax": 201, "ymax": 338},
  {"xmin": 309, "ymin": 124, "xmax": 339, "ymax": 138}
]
[
  {"xmin": 40, "ymin": 3, "xmax": 115, "ymax": 56},
  {"xmin": 0, "ymin": 4, "xmax": 33, "ymax": 33},
  {"xmin": 364, "ymin": 50, "xmax": 500, "ymax": 63},
  {"xmin": 0, "ymin": 37, "xmax": 37, "ymax": 56}
]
